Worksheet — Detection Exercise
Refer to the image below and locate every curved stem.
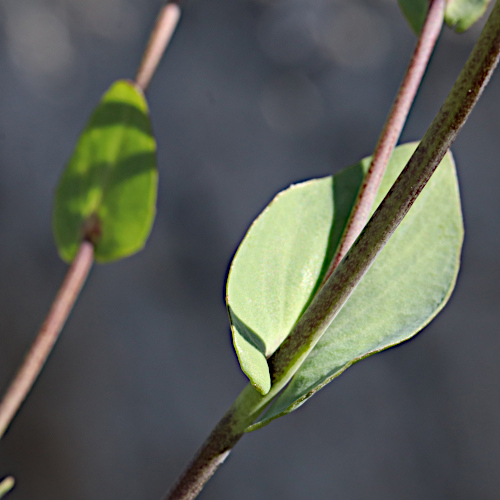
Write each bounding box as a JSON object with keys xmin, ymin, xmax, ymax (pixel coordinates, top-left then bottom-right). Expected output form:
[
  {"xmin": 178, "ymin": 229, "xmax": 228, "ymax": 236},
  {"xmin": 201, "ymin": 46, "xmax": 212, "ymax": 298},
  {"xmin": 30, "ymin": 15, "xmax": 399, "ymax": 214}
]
[
  {"xmin": 135, "ymin": 2, "xmax": 182, "ymax": 92},
  {"xmin": 0, "ymin": 242, "xmax": 94, "ymax": 438},
  {"xmin": 322, "ymin": 0, "xmax": 446, "ymax": 283},
  {"xmin": 163, "ymin": 2, "xmax": 500, "ymax": 498}
]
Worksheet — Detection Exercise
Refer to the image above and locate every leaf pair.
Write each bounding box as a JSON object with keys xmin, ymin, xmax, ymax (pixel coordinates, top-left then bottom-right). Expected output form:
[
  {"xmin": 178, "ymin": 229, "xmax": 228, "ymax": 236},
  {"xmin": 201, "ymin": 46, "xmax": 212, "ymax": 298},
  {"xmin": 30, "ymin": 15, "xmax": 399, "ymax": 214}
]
[
  {"xmin": 53, "ymin": 80, "xmax": 157, "ymax": 263},
  {"xmin": 226, "ymin": 143, "xmax": 463, "ymax": 430},
  {"xmin": 399, "ymin": 0, "xmax": 491, "ymax": 34}
]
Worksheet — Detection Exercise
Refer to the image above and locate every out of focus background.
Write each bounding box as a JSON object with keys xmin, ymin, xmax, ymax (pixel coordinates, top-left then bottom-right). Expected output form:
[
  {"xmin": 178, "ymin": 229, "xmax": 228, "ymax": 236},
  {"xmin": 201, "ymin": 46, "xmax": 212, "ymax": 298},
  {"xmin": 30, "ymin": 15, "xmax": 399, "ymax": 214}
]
[{"xmin": 0, "ymin": 0, "xmax": 499, "ymax": 499}]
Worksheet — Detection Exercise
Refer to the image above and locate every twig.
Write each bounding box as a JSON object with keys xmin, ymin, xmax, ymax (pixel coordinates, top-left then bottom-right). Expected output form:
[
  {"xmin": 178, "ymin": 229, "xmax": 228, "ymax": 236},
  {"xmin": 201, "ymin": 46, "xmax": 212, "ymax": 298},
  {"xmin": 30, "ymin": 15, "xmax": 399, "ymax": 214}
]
[
  {"xmin": 163, "ymin": 2, "xmax": 500, "ymax": 498},
  {"xmin": 322, "ymin": 0, "xmax": 446, "ymax": 283},
  {"xmin": 135, "ymin": 2, "xmax": 182, "ymax": 91},
  {"xmin": 0, "ymin": 242, "xmax": 94, "ymax": 438}
]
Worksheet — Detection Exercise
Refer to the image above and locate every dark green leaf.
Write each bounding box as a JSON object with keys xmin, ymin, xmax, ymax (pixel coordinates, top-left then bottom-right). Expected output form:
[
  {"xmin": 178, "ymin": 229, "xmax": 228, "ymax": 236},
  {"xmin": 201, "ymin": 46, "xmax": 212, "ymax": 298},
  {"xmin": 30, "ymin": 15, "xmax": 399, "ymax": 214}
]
[
  {"xmin": 398, "ymin": 0, "xmax": 429, "ymax": 34},
  {"xmin": 445, "ymin": 0, "xmax": 491, "ymax": 32},
  {"xmin": 246, "ymin": 144, "xmax": 463, "ymax": 431},
  {"xmin": 53, "ymin": 80, "xmax": 157, "ymax": 263}
]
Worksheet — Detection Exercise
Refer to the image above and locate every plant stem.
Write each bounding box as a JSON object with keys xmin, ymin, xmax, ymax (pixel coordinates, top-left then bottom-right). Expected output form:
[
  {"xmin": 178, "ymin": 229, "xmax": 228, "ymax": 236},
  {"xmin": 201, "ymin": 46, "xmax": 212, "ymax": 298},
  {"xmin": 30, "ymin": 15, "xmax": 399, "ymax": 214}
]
[
  {"xmin": 0, "ymin": 241, "xmax": 94, "ymax": 439},
  {"xmin": 165, "ymin": 384, "xmax": 281, "ymax": 500},
  {"xmin": 135, "ymin": 2, "xmax": 181, "ymax": 92},
  {"xmin": 164, "ymin": 2, "xmax": 500, "ymax": 498},
  {"xmin": 322, "ymin": 0, "xmax": 446, "ymax": 283}
]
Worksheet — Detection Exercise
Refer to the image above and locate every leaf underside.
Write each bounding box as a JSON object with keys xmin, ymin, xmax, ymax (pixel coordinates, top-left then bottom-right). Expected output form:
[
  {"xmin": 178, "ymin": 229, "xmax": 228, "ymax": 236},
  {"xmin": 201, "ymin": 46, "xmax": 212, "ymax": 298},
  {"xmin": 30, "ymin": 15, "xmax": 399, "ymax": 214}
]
[
  {"xmin": 398, "ymin": 0, "xmax": 490, "ymax": 34},
  {"xmin": 247, "ymin": 144, "xmax": 462, "ymax": 430},
  {"xmin": 52, "ymin": 80, "xmax": 158, "ymax": 263},
  {"xmin": 227, "ymin": 143, "xmax": 462, "ymax": 427},
  {"xmin": 227, "ymin": 177, "xmax": 339, "ymax": 395}
]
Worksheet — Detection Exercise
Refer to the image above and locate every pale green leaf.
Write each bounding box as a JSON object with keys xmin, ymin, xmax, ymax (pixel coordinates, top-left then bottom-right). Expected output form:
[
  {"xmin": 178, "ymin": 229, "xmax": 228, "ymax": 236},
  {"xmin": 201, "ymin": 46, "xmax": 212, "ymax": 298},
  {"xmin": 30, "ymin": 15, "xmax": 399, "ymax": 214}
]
[
  {"xmin": 53, "ymin": 80, "xmax": 157, "ymax": 263},
  {"xmin": 227, "ymin": 176, "xmax": 352, "ymax": 394},
  {"xmin": 247, "ymin": 144, "xmax": 463, "ymax": 431},
  {"xmin": 445, "ymin": 0, "xmax": 491, "ymax": 32}
]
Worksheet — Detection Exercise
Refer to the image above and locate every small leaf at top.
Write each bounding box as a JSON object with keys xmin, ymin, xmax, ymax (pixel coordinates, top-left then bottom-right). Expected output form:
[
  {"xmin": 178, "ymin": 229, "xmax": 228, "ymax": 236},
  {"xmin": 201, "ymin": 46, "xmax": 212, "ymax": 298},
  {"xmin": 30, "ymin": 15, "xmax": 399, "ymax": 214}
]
[
  {"xmin": 398, "ymin": 0, "xmax": 429, "ymax": 35},
  {"xmin": 445, "ymin": 0, "xmax": 491, "ymax": 32},
  {"xmin": 246, "ymin": 144, "xmax": 463, "ymax": 431},
  {"xmin": 53, "ymin": 80, "xmax": 158, "ymax": 263}
]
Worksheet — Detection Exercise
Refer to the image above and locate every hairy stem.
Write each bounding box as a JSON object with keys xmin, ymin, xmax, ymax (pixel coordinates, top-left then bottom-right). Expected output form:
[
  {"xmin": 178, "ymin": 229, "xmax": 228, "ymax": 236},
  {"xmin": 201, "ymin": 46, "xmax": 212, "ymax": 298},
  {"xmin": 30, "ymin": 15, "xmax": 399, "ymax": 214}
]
[
  {"xmin": 323, "ymin": 0, "xmax": 446, "ymax": 282},
  {"xmin": 135, "ymin": 2, "xmax": 181, "ymax": 91},
  {"xmin": 0, "ymin": 242, "xmax": 94, "ymax": 438},
  {"xmin": 163, "ymin": 2, "xmax": 500, "ymax": 498}
]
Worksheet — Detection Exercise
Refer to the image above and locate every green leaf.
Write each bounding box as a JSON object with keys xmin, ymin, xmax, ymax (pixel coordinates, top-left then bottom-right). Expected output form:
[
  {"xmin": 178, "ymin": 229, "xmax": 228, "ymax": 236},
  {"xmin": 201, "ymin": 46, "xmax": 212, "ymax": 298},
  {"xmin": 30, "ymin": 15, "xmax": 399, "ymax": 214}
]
[
  {"xmin": 0, "ymin": 477, "xmax": 14, "ymax": 499},
  {"xmin": 245, "ymin": 144, "xmax": 463, "ymax": 431},
  {"xmin": 227, "ymin": 178, "xmax": 343, "ymax": 394},
  {"xmin": 398, "ymin": 0, "xmax": 429, "ymax": 35},
  {"xmin": 445, "ymin": 0, "xmax": 491, "ymax": 32},
  {"xmin": 53, "ymin": 80, "xmax": 158, "ymax": 263}
]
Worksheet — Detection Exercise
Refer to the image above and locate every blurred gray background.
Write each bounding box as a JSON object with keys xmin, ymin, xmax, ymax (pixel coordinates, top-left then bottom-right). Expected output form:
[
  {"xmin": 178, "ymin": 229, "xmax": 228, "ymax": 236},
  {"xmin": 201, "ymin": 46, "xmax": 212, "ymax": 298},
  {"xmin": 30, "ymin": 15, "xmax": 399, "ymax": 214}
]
[{"xmin": 0, "ymin": 0, "xmax": 499, "ymax": 499}]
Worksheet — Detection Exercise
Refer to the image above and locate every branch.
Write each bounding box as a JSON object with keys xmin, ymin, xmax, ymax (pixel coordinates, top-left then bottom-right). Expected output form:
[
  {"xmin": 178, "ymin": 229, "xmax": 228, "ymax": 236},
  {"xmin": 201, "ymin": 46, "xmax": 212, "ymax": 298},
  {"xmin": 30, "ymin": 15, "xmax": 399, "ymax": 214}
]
[
  {"xmin": 322, "ymin": 0, "xmax": 446, "ymax": 283},
  {"xmin": 135, "ymin": 2, "xmax": 182, "ymax": 91},
  {"xmin": 163, "ymin": 2, "xmax": 500, "ymax": 498},
  {"xmin": 0, "ymin": 242, "xmax": 94, "ymax": 438}
]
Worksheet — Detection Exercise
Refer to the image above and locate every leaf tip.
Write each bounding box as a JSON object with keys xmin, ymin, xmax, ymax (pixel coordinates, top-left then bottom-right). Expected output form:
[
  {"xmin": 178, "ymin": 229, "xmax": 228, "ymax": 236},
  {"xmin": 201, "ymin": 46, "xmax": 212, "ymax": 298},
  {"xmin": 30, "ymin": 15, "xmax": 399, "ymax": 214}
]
[{"xmin": 0, "ymin": 477, "xmax": 15, "ymax": 499}]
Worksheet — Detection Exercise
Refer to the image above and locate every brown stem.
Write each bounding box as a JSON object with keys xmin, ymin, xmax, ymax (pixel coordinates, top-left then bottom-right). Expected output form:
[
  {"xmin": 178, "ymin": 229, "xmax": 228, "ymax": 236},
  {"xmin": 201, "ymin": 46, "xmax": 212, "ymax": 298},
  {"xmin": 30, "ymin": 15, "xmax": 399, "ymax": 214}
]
[
  {"xmin": 166, "ymin": 412, "xmax": 243, "ymax": 500},
  {"xmin": 135, "ymin": 2, "xmax": 182, "ymax": 92},
  {"xmin": 322, "ymin": 0, "xmax": 446, "ymax": 284},
  {"xmin": 164, "ymin": 384, "xmax": 266, "ymax": 500},
  {"xmin": 0, "ymin": 242, "xmax": 94, "ymax": 438}
]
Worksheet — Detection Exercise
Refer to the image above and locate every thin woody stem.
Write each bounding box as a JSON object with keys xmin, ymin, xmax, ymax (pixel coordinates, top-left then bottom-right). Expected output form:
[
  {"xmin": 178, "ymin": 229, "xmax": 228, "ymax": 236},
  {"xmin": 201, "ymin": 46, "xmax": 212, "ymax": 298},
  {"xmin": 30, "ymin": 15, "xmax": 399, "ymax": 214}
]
[
  {"xmin": 322, "ymin": 0, "xmax": 446, "ymax": 284},
  {"xmin": 0, "ymin": 242, "xmax": 94, "ymax": 438},
  {"xmin": 163, "ymin": 2, "xmax": 500, "ymax": 499},
  {"xmin": 135, "ymin": 2, "xmax": 182, "ymax": 91}
]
